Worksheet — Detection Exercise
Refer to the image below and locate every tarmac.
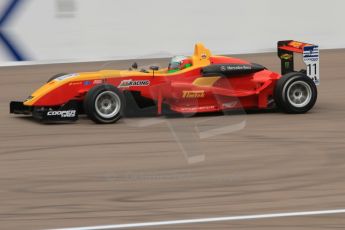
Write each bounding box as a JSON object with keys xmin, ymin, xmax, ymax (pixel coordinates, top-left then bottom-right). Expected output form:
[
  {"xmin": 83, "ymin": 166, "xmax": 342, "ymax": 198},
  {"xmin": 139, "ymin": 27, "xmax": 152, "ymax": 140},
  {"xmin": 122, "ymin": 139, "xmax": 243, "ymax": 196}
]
[{"xmin": 0, "ymin": 50, "xmax": 345, "ymax": 229}]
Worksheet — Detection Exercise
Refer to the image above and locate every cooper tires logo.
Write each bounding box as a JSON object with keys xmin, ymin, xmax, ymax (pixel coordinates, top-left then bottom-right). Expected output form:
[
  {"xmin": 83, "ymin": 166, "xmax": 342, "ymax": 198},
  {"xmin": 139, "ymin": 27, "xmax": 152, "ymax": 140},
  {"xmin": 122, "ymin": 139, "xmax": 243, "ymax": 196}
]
[{"xmin": 47, "ymin": 110, "xmax": 76, "ymax": 118}]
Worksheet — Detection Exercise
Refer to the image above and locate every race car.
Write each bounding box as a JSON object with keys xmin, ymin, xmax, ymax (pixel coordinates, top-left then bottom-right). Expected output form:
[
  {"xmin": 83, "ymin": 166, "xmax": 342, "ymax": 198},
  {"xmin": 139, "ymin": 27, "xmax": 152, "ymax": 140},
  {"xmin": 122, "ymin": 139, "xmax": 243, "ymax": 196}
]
[{"xmin": 10, "ymin": 40, "xmax": 319, "ymax": 124}]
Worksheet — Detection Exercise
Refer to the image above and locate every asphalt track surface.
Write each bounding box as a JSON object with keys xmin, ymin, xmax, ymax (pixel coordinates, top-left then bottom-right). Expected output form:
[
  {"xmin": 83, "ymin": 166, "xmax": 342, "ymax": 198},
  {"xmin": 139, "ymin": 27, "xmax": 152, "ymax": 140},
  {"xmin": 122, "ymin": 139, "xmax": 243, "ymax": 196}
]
[{"xmin": 1, "ymin": 50, "xmax": 345, "ymax": 230}]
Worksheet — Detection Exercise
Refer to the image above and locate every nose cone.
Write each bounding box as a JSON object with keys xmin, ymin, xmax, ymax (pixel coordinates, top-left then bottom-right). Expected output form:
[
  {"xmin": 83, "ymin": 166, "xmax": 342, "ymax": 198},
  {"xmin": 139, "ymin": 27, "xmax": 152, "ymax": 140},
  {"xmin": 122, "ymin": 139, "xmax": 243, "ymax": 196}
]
[
  {"xmin": 23, "ymin": 95, "xmax": 35, "ymax": 104},
  {"xmin": 23, "ymin": 78, "xmax": 65, "ymax": 106}
]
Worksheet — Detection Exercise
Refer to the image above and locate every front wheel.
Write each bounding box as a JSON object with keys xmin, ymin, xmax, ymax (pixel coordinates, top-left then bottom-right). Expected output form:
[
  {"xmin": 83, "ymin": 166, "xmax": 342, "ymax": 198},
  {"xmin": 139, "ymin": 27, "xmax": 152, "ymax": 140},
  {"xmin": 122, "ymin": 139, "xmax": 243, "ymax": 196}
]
[
  {"xmin": 84, "ymin": 84, "xmax": 125, "ymax": 124},
  {"xmin": 274, "ymin": 72, "xmax": 317, "ymax": 114}
]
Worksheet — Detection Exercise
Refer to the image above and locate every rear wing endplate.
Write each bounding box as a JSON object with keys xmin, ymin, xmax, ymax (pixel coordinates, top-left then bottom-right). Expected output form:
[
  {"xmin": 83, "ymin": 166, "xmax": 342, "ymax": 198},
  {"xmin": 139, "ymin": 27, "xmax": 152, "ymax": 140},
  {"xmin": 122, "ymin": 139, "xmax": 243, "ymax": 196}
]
[{"xmin": 278, "ymin": 40, "xmax": 319, "ymax": 85}]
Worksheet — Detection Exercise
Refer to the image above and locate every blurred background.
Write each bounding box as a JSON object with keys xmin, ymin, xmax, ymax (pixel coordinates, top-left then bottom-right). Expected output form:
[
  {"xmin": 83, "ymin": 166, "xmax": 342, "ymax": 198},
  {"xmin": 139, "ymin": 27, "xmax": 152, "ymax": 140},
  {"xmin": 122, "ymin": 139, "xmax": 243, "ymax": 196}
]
[{"xmin": 0, "ymin": 0, "xmax": 344, "ymax": 65}]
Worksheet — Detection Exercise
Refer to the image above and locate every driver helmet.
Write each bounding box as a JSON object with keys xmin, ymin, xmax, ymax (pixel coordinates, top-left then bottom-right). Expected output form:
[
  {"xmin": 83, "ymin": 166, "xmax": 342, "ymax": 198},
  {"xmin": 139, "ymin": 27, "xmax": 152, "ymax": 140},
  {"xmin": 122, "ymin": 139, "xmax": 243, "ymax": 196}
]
[{"xmin": 168, "ymin": 56, "xmax": 192, "ymax": 73}]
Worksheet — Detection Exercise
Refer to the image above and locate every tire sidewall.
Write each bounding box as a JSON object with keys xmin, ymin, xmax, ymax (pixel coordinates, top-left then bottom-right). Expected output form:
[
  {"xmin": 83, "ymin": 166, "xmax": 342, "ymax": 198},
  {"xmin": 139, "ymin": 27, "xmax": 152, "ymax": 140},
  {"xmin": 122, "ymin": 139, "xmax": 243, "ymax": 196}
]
[
  {"xmin": 84, "ymin": 84, "xmax": 125, "ymax": 124},
  {"xmin": 275, "ymin": 72, "xmax": 317, "ymax": 113}
]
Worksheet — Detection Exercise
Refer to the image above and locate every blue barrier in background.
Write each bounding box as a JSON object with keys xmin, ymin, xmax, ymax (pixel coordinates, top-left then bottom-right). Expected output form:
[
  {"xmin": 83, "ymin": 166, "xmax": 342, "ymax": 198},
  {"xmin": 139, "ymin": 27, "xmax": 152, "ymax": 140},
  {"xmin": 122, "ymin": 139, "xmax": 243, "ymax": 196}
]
[{"xmin": 0, "ymin": 0, "xmax": 26, "ymax": 61}]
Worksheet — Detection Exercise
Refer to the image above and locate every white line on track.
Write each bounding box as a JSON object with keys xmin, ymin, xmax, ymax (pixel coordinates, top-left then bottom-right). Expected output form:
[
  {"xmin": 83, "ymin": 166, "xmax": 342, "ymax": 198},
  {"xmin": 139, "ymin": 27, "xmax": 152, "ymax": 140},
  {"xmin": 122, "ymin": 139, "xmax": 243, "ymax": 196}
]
[{"xmin": 49, "ymin": 208, "xmax": 345, "ymax": 230}]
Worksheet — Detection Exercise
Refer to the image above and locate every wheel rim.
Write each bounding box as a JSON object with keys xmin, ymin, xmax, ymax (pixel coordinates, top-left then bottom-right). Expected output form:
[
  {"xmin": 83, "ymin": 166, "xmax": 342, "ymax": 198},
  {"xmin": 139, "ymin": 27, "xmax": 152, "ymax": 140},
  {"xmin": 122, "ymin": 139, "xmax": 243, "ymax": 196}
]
[
  {"xmin": 95, "ymin": 91, "xmax": 121, "ymax": 119},
  {"xmin": 287, "ymin": 81, "xmax": 312, "ymax": 108}
]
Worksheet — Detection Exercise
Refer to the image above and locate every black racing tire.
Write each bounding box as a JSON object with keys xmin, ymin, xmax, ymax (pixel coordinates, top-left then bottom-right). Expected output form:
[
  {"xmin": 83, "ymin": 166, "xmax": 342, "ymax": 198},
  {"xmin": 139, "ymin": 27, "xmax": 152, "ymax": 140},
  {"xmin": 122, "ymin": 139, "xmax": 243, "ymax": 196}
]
[
  {"xmin": 83, "ymin": 84, "xmax": 125, "ymax": 124},
  {"xmin": 47, "ymin": 73, "xmax": 68, "ymax": 83},
  {"xmin": 274, "ymin": 72, "xmax": 317, "ymax": 114}
]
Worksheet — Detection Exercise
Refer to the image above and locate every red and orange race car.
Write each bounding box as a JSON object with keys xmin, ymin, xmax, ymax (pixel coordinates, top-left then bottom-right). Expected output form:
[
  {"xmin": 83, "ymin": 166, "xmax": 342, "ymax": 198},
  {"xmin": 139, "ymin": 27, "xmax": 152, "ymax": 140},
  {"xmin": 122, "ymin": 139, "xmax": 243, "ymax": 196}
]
[{"xmin": 10, "ymin": 41, "xmax": 319, "ymax": 124}]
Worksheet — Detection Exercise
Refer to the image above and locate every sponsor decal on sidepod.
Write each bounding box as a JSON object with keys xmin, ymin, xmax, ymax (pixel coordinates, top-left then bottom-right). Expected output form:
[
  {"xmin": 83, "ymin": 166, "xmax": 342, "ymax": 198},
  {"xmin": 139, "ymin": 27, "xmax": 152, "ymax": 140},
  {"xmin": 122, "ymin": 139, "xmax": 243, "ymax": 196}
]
[
  {"xmin": 118, "ymin": 80, "xmax": 150, "ymax": 88},
  {"xmin": 182, "ymin": 90, "xmax": 205, "ymax": 98}
]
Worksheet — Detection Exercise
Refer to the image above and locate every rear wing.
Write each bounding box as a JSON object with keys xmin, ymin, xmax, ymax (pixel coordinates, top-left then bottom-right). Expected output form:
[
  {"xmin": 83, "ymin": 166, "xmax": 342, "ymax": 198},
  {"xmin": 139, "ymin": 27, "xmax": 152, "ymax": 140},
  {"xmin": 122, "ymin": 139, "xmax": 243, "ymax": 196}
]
[{"xmin": 278, "ymin": 40, "xmax": 319, "ymax": 85}]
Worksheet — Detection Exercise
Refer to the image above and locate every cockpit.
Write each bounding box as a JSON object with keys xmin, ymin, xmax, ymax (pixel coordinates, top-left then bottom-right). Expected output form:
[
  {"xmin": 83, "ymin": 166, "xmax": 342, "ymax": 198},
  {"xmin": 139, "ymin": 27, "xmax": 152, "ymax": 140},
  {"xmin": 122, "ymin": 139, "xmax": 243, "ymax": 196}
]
[
  {"xmin": 168, "ymin": 56, "xmax": 192, "ymax": 73},
  {"xmin": 128, "ymin": 43, "xmax": 212, "ymax": 74}
]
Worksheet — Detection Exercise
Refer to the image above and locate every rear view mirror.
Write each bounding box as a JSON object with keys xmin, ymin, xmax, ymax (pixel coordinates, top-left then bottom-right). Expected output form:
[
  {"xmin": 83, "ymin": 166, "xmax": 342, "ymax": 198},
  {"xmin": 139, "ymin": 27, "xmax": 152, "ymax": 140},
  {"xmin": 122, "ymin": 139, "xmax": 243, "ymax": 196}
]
[
  {"xmin": 150, "ymin": 66, "xmax": 159, "ymax": 71},
  {"xmin": 131, "ymin": 62, "xmax": 138, "ymax": 69}
]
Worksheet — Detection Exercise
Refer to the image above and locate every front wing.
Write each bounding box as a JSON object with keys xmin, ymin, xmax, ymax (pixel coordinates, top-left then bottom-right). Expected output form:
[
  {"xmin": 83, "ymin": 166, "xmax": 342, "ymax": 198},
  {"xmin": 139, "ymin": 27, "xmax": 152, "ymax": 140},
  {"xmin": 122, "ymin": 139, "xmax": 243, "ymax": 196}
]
[{"xmin": 9, "ymin": 100, "xmax": 79, "ymax": 122}]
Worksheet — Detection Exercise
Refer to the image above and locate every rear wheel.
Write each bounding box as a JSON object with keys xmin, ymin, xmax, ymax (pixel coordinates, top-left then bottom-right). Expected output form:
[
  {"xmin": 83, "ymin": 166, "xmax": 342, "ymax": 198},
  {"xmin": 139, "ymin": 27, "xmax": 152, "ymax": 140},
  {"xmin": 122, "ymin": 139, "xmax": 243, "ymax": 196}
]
[
  {"xmin": 84, "ymin": 84, "xmax": 125, "ymax": 124},
  {"xmin": 274, "ymin": 72, "xmax": 317, "ymax": 113}
]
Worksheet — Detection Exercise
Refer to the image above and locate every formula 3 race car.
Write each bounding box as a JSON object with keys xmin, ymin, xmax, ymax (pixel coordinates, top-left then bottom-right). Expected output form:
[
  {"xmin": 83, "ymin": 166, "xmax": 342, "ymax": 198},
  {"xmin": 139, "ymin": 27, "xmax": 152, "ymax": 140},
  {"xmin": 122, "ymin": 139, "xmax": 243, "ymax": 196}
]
[{"xmin": 10, "ymin": 40, "xmax": 319, "ymax": 124}]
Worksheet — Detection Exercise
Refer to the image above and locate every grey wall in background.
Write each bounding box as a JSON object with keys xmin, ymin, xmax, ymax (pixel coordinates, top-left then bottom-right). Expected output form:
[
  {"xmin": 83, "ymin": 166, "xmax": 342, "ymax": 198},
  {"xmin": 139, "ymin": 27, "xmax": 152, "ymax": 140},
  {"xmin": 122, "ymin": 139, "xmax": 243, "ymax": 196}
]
[{"xmin": 0, "ymin": 0, "xmax": 344, "ymax": 64}]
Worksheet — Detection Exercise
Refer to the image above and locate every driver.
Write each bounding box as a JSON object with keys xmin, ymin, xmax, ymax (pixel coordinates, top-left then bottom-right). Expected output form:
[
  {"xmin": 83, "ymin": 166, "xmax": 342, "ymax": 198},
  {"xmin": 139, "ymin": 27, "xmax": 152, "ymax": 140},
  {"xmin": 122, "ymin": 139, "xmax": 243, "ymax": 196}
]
[{"xmin": 168, "ymin": 56, "xmax": 192, "ymax": 73}]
